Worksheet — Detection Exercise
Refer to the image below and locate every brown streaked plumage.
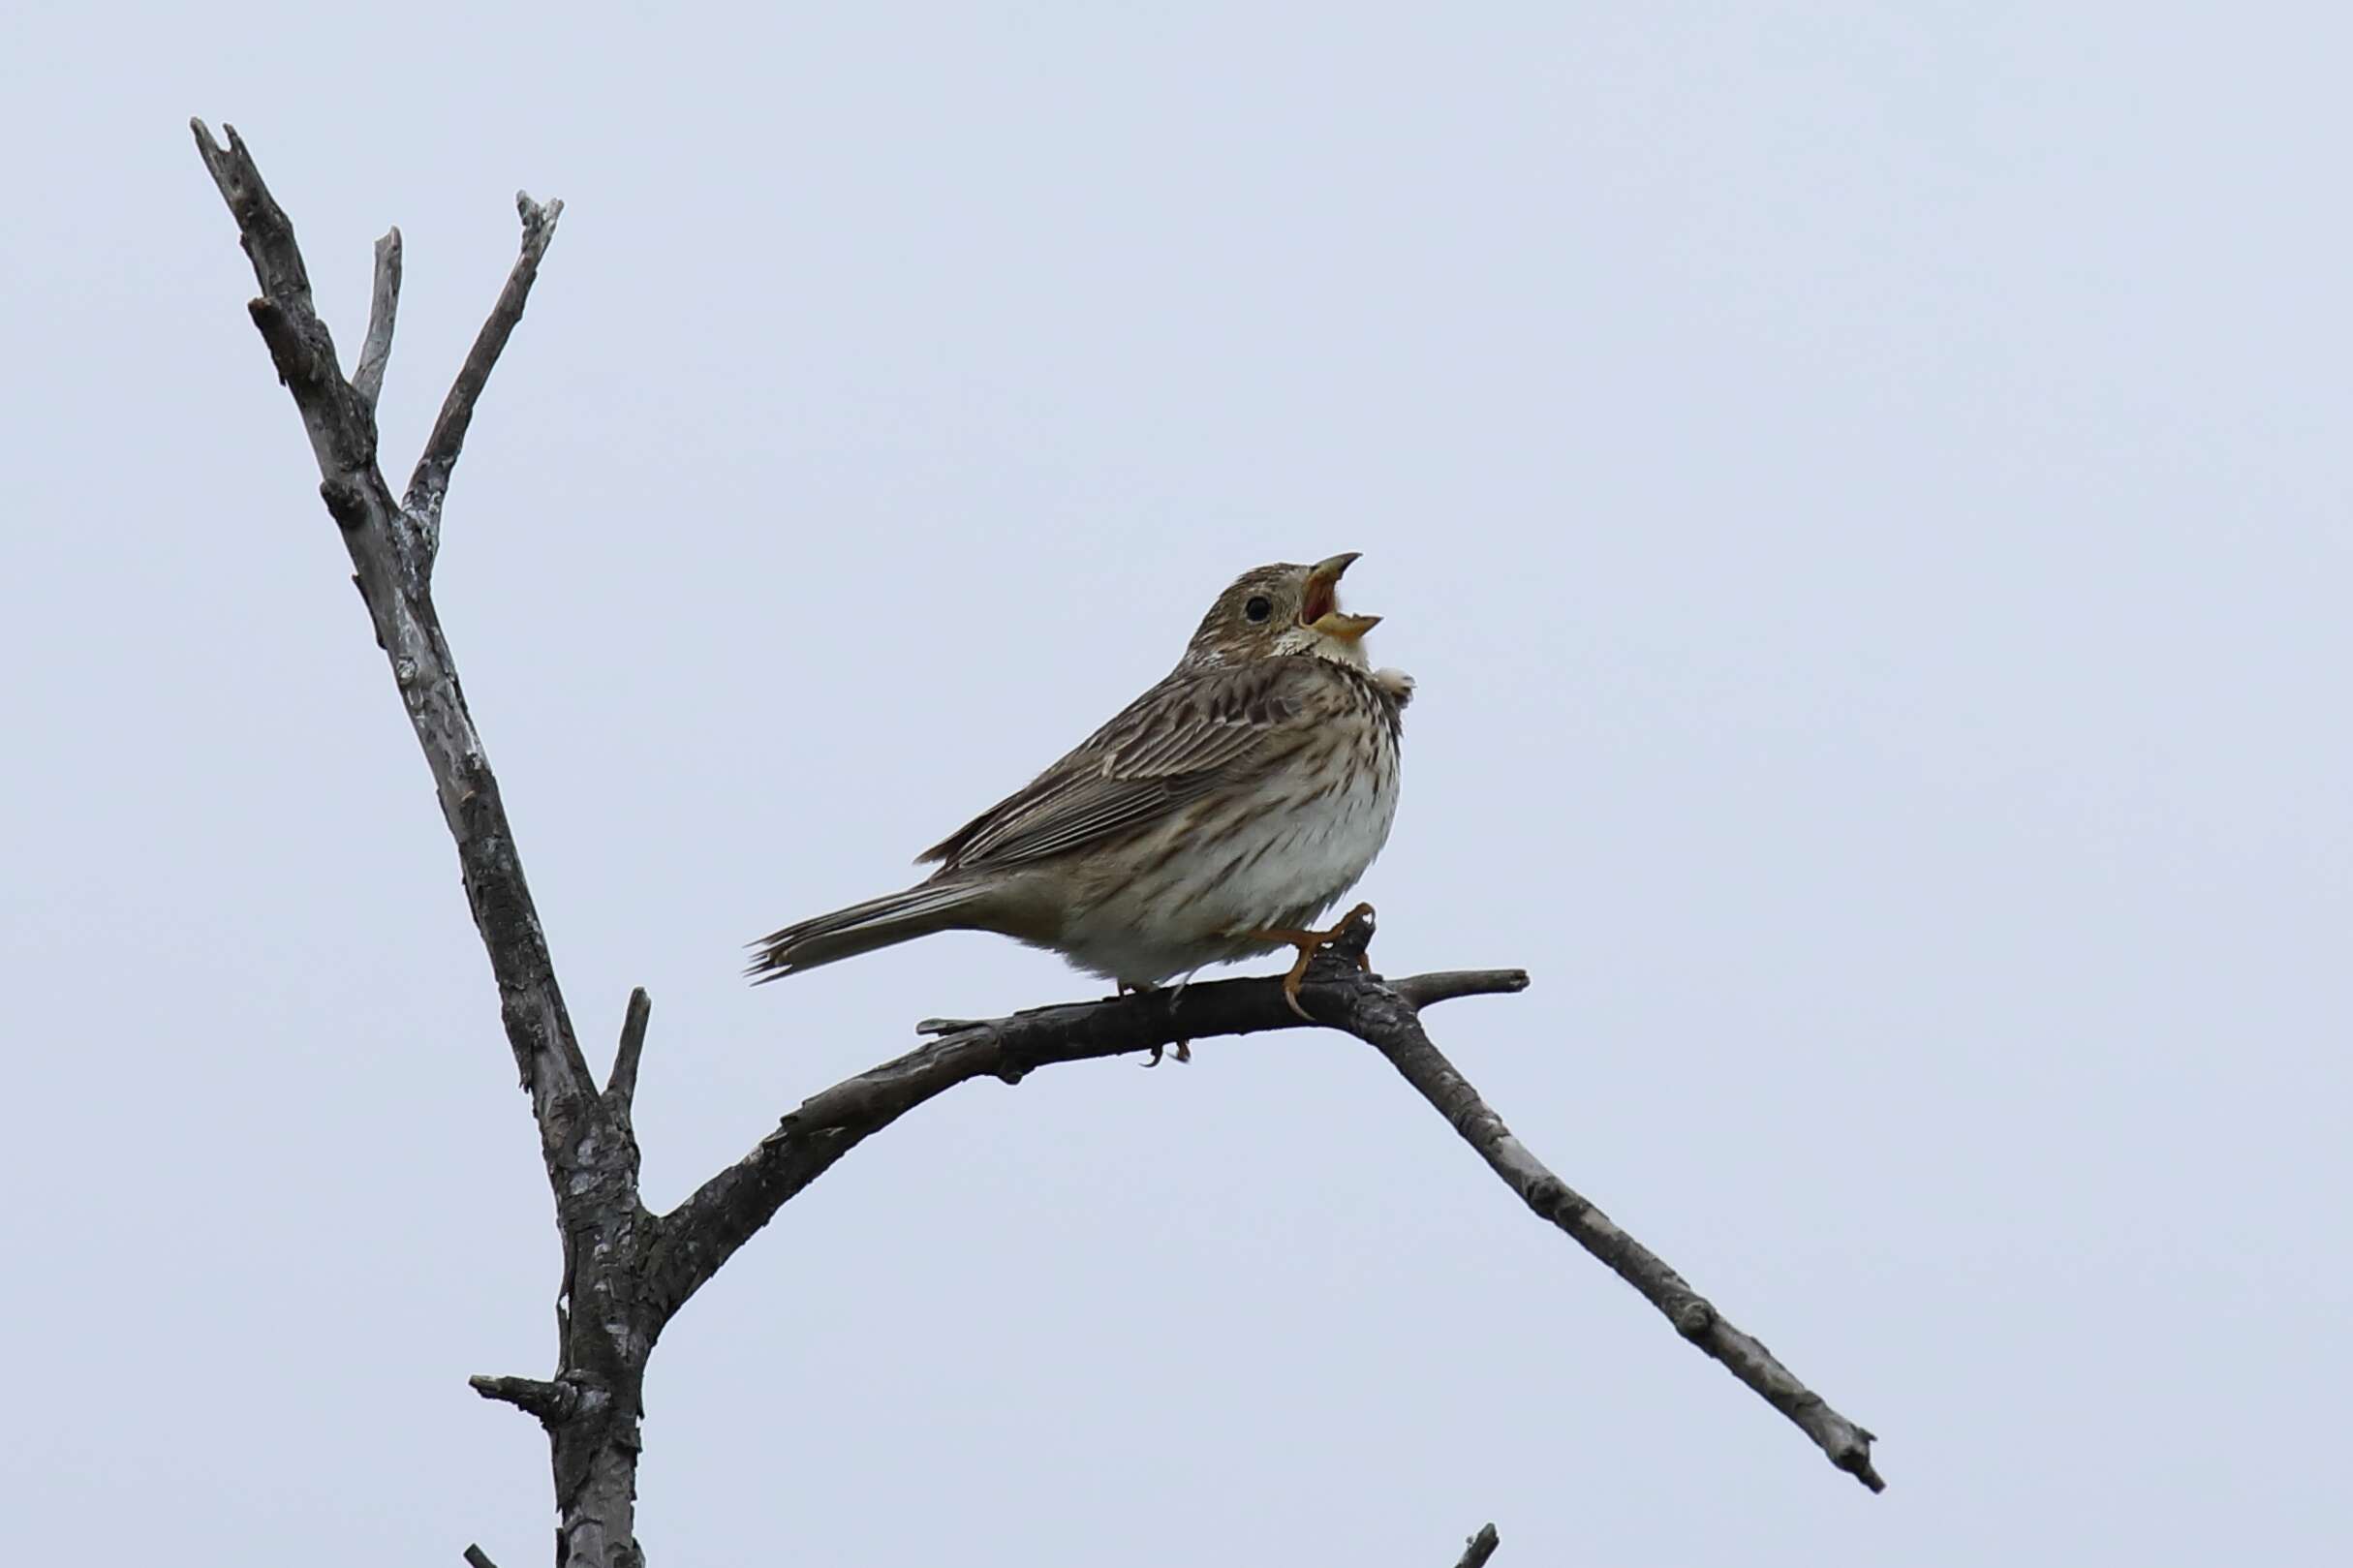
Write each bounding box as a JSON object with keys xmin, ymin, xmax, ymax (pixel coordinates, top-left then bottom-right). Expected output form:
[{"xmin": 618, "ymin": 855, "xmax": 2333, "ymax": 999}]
[{"xmin": 748, "ymin": 554, "xmax": 1412, "ymax": 1011}]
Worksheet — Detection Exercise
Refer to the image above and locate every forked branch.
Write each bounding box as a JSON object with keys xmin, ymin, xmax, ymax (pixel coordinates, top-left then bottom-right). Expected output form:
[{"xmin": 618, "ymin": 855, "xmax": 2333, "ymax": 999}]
[
  {"xmin": 192, "ymin": 117, "xmax": 635, "ymax": 1564},
  {"xmin": 191, "ymin": 117, "xmax": 586, "ymax": 1119}
]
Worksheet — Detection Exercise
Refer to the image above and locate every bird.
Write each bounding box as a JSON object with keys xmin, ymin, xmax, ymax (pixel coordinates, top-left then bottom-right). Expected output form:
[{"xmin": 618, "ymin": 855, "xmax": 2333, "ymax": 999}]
[{"xmin": 746, "ymin": 553, "xmax": 1413, "ymax": 1032}]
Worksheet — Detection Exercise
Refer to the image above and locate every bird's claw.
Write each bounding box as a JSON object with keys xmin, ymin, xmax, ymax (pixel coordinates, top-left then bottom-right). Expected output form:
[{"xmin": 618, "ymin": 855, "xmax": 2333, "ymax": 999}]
[
  {"xmin": 1259, "ymin": 902, "xmax": 1378, "ymax": 1022},
  {"xmin": 1282, "ymin": 965, "xmax": 1316, "ymax": 1021}
]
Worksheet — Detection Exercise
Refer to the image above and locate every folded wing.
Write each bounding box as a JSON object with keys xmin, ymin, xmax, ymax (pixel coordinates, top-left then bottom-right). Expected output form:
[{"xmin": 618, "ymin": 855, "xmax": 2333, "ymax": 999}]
[{"xmin": 918, "ymin": 658, "xmax": 1323, "ymax": 871}]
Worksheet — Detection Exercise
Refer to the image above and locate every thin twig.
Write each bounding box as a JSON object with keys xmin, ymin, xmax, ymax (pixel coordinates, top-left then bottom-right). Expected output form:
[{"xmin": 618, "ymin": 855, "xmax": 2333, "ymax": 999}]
[
  {"xmin": 608, "ymin": 987, "xmax": 652, "ymax": 1105},
  {"xmin": 353, "ymin": 227, "xmax": 401, "ymax": 410},
  {"xmin": 405, "ymin": 192, "xmax": 563, "ymax": 538},
  {"xmin": 1387, "ymin": 969, "xmax": 1532, "ymax": 1008},
  {"xmin": 1453, "ymin": 1523, "xmax": 1501, "ymax": 1568}
]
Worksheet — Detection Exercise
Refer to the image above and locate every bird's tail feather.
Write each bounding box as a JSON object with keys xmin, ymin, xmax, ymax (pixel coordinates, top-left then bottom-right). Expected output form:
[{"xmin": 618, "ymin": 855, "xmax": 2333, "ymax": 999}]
[{"xmin": 746, "ymin": 881, "xmax": 994, "ymax": 982}]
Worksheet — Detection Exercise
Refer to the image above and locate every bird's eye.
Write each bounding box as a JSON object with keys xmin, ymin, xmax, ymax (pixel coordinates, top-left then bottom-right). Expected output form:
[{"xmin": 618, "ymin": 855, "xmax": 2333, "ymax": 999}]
[{"xmin": 1244, "ymin": 595, "xmax": 1273, "ymax": 623}]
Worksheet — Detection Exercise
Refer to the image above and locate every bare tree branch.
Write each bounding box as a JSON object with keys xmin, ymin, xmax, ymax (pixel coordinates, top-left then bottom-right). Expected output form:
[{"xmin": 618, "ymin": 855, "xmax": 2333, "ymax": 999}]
[
  {"xmin": 193, "ymin": 119, "xmax": 642, "ymax": 1565},
  {"xmin": 644, "ymin": 936, "xmax": 1531, "ymax": 1319},
  {"xmin": 191, "ymin": 118, "xmax": 587, "ymax": 1115},
  {"xmin": 676, "ymin": 911, "xmax": 1871, "ymax": 1489},
  {"xmin": 1452, "ymin": 1522, "xmax": 1501, "ymax": 1568},
  {"xmin": 353, "ymin": 227, "xmax": 401, "ymax": 411},
  {"xmin": 405, "ymin": 190, "xmax": 563, "ymax": 542},
  {"xmin": 653, "ymin": 909, "xmax": 1880, "ymax": 1491},
  {"xmin": 1326, "ymin": 942, "xmax": 1886, "ymax": 1492},
  {"xmin": 191, "ymin": 121, "xmax": 314, "ymax": 313}
]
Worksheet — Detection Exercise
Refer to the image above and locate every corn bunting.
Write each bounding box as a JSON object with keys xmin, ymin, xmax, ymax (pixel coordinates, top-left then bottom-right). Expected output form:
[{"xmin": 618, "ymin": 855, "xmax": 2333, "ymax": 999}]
[{"xmin": 748, "ymin": 553, "xmax": 1412, "ymax": 1019}]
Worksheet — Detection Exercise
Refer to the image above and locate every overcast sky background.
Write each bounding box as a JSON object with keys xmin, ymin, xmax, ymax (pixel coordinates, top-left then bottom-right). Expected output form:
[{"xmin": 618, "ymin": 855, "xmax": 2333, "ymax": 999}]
[{"xmin": 4, "ymin": 4, "xmax": 2347, "ymax": 1563}]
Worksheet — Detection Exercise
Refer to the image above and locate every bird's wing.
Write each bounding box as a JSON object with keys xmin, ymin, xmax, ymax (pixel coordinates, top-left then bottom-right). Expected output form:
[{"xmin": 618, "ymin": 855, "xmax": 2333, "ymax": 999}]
[{"xmin": 917, "ymin": 659, "xmax": 1328, "ymax": 871}]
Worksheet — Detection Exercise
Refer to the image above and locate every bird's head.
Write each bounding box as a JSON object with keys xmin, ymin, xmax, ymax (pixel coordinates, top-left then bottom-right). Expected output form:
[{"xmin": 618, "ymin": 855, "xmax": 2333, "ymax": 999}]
[{"xmin": 1183, "ymin": 553, "xmax": 1382, "ymax": 669}]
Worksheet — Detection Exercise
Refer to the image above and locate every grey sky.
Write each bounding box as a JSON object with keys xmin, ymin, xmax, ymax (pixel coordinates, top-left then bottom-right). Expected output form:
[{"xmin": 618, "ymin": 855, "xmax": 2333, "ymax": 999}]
[{"xmin": 4, "ymin": 3, "xmax": 2347, "ymax": 1562}]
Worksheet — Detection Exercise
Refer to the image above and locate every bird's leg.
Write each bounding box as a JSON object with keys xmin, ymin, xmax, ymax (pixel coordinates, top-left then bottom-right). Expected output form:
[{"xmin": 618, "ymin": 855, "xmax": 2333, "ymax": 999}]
[
  {"xmin": 1245, "ymin": 903, "xmax": 1377, "ymax": 1020},
  {"xmin": 1120, "ymin": 980, "xmax": 1192, "ymax": 1066},
  {"xmin": 1161, "ymin": 968, "xmax": 1202, "ymax": 1064}
]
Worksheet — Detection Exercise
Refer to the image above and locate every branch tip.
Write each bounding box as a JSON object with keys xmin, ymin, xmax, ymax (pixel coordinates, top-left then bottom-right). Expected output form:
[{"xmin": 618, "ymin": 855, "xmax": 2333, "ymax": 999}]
[
  {"xmin": 1390, "ymin": 969, "xmax": 1531, "ymax": 1009},
  {"xmin": 354, "ymin": 228, "xmax": 403, "ymax": 410},
  {"xmin": 607, "ymin": 987, "xmax": 652, "ymax": 1104},
  {"xmin": 1839, "ymin": 1438, "xmax": 1887, "ymax": 1493},
  {"xmin": 469, "ymin": 1373, "xmax": 579, "ymax": 1425},
  {"xmin": 1454, "ymin": 1523, "xmax": 1501, "ymax": 1568}
]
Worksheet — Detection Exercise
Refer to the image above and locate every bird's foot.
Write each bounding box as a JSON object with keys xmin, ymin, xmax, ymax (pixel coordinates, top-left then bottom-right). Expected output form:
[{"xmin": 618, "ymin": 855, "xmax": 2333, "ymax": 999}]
[
  {"xmin": 1120, "ymin": 979, "xmax": 1192, "ymax": 1067},
  {"xmin": 1248, "ymin": 903, "xmax": 1378, "ymax": 1021}
]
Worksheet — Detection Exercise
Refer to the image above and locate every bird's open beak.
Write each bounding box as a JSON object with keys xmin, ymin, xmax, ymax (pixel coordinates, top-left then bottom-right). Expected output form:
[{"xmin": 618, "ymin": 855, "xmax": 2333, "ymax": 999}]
[{"xmin": 1302, "ymin": 552, "xmax": 1380, "ymax": 642}]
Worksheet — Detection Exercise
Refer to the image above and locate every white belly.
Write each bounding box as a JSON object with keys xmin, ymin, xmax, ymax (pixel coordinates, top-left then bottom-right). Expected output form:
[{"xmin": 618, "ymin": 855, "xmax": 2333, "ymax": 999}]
[{"xmin": 1053, "ymin": 745, "xmax": 1401, "ymax": 985}]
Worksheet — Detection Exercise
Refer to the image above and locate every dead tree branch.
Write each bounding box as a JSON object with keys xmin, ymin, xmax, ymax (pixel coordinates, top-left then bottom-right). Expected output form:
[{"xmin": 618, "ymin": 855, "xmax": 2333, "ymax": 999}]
[
  {"xmin": 1325, "ymin": 929, "xmax": 1885, "ymax": 1492},
  {"xmin": 406, "ymin": 190, "xmax": 563, "ymax": 541},
  {"xmin": 194, "ymin": 117, "xmax": 1879, "ymax": 1567},
  {"xmin": 1452, "ymin": 1523, "xmax": 1502, "ymax": 1568},
  {"xmin": 654, "ymin": 911, "xmax": 1880, "ymax": 1491},
  {"xmin": 608, "ymin": 988, "xmax": 653, "ymax": 1106},
  {"xmin": 193, "ymin": 116, "xmax": 637, "ymax": 1566},
  {"xmin": 643, "ymin": 927, "xmax": 1529, "ymax": 1320},
  {"xmin": 353, "ymin": 227, "xmax": 400, "ymax": 411}
]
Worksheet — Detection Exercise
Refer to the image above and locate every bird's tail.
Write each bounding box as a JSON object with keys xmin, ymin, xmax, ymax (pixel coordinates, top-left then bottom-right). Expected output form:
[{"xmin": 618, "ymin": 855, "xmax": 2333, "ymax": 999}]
[{"xmin": 746, "ymin": 880, "xmax": 996, "ymax": 983}]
